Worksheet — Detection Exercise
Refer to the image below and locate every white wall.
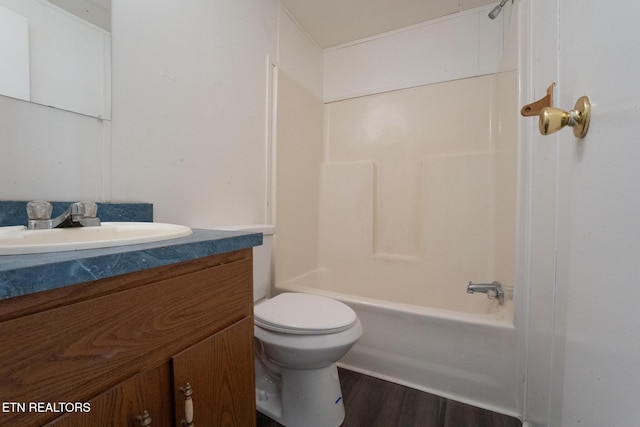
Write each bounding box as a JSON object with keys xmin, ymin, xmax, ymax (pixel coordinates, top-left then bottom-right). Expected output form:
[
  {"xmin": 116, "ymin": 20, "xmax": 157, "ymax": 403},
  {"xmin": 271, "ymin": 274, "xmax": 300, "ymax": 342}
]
[
  {"xmin": 0, "ymin": 0, "xmax": 321, "ymax": 226},
  {"xmin": 0, "ymin": 1, "xmax": 289, "ymax": 219},
  {"xmin": 111, "ymin": 0, "xmax": 272, "ymax": 226},
  {"xmin": 109, "ymin": 0, "xmax": 322, "ymax": 227},
  {"xmin": 277, "ymin": 8, "xmax": 323, "ymax": 101},
  {"xmin": 323, "ymin": 4, "xmax": 503, "ymax": 102}
]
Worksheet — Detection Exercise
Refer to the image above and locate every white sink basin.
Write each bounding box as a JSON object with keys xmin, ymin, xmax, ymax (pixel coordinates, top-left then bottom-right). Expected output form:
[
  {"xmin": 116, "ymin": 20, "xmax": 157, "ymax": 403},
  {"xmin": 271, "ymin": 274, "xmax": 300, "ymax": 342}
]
[{"xmin": 0, "ymin": 222, "xmax": 192, "ymax": 255}]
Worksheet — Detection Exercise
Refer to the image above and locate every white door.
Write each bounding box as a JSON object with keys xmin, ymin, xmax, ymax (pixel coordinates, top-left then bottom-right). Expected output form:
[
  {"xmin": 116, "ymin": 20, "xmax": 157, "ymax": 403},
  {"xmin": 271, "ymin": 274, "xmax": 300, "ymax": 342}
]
[{"xmin": 529, "ymin": 0, "xmax": 640, "ymax": 426}]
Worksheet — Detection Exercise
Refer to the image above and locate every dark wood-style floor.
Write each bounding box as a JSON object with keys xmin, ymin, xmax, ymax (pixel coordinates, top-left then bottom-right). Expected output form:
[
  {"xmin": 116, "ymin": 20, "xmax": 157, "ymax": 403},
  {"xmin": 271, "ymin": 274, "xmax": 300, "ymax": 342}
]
[{"xmin": 256, "ymin": 368, "xmax": 522, "ymax": 427}]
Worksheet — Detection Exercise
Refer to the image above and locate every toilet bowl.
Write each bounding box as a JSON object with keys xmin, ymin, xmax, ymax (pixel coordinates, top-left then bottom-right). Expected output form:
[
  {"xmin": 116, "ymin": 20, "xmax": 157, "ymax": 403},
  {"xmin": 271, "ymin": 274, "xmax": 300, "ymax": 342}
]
[
  {"xmin": 254, "ymin": 293, "xmax": 362, "ymax": 427},
  {"xmin": 220, "ymin": 225, "xmax": 362, "ymax": 427}
]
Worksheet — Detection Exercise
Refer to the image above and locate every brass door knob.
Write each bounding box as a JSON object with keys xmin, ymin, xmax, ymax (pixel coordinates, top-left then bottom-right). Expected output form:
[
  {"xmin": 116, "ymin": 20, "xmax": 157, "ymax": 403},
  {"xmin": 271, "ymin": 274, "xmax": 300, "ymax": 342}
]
[{"xmin": 539, "ymin": 96, "xmax": 591, "ymax": 138}]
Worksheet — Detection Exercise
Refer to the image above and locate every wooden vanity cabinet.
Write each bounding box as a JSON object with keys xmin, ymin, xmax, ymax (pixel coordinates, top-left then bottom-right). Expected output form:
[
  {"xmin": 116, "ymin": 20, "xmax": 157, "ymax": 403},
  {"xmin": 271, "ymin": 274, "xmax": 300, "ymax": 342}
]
[
  {"xmin": 172, "ymin": 317, "xmax": 255, "ymax": 426},
  {"xmin": 45, "ymin": 362, "xmax": 173, "ymax": 427},
  {"xmin": 0, "ymin": 249, "xmax": 256, "ymax": 427}
]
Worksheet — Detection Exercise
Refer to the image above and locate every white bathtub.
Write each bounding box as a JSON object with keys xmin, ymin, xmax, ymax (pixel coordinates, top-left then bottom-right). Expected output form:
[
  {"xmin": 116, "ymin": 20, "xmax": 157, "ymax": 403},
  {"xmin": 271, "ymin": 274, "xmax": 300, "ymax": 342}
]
[{"xmin": 275, "ymin": 268, "xmax": 519, "ymax": 417}]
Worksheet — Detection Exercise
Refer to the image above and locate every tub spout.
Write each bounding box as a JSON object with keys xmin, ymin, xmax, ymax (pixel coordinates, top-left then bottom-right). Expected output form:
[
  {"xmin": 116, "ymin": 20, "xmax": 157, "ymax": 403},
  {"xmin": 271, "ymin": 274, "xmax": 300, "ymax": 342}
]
[{"xmin": 467, "ymin": 281, "xmax": 504, "ymax": 305}]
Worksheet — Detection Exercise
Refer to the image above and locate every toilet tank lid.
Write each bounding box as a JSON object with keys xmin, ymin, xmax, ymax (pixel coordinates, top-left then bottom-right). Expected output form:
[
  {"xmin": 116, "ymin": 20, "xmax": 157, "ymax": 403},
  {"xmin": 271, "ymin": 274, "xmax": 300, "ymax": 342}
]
[
  {"xmin": 216, "ymin": 224, "xmax": 274, "ymax": 235},
  {"xmin": 254, "ymin": 293, "xmax": 357, "ymax": 334}
]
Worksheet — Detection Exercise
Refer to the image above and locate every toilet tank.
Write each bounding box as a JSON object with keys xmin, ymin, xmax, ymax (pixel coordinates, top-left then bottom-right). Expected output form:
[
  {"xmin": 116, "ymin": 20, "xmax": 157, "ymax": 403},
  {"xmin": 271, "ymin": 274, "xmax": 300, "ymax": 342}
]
[{"xmin": 218, "ymin": 225, "xmax": 274, "ymax": 302}]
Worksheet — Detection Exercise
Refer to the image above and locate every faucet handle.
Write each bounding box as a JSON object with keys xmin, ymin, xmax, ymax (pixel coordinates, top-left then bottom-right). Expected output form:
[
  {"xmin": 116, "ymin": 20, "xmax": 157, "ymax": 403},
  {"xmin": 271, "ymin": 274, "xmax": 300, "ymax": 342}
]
[
  {"xmin": 26, "ymin": 200, "xmax": 53, "ymax": 220},
  {"xmin": 80, "ymin": 201, "xmax": 98, "ymax": 218},
  {"xmin": 76, "ymin": 201, "xmax": 101, "ymax": 226}
]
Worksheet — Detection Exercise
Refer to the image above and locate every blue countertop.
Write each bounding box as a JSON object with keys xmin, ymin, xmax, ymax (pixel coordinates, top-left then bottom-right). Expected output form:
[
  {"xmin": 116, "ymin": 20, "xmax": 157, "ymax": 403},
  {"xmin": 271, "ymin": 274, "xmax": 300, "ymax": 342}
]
[{"xmin": 0, "ymin": 229, "xmax": 262, "ymax": 300}]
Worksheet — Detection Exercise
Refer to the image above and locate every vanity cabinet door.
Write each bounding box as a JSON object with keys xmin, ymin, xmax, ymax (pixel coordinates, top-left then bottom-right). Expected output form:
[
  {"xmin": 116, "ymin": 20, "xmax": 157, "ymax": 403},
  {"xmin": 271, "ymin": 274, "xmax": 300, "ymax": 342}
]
[
  {"xmin": 172, "ymin": 316, "xmax": 256, "ymax": 427},
  {"xmin": 45, "ymin": 364, "xmax": 173, "ymax": 427}
]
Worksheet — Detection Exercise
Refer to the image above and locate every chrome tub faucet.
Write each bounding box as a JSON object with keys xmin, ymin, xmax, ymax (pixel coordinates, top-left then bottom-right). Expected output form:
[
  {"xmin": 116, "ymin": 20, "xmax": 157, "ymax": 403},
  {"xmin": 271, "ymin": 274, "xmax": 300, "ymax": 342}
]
[
  {"xmin": 26, "ymin": 200, "xmax": 101, "ymax": 229},
  {"xmin": 467, "ymin": 281, "xmax": 505, "ymax": 305}
]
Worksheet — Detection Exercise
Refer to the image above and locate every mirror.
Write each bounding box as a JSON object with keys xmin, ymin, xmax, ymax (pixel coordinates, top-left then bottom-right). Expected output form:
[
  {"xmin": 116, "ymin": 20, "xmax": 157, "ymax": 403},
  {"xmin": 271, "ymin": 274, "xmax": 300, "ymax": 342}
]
[{"xmin": 0, "ymin": 0, "xmax": 111, "ymax": 118}]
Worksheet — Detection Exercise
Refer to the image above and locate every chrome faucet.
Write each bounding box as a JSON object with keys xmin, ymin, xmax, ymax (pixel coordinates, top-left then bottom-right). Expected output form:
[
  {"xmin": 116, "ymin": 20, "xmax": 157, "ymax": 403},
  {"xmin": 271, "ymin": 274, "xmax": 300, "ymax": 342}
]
[
  {"xmin": 467, "ymin": 281, "xmax": 505, "ymax": 305},
  {"xmin": 26, "ymin": 200, "xmax": 101, "ymax": 230}
]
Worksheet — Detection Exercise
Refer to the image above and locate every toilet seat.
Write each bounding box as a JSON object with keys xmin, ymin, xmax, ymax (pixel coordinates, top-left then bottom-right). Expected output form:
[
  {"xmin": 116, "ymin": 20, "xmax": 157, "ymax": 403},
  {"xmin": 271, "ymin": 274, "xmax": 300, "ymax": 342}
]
[{"xmin": 254, "ymin": 293, "xmax": 357, "ymax": 335}]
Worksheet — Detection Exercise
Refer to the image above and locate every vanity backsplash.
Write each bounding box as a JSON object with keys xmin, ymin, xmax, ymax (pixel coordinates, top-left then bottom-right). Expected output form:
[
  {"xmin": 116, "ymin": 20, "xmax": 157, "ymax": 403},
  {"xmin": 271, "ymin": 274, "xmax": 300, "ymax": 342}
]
[{"xmin": 0, "ymin": 201, "xmax": 153, "ymax": 226}]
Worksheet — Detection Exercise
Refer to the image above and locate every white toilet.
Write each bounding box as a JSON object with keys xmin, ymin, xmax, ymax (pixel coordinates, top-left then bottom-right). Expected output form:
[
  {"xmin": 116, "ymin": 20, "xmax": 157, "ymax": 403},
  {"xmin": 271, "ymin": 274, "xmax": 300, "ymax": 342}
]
[{"xmin": 246, "ymin": 225, "xmax": 363, "ymax": 427}]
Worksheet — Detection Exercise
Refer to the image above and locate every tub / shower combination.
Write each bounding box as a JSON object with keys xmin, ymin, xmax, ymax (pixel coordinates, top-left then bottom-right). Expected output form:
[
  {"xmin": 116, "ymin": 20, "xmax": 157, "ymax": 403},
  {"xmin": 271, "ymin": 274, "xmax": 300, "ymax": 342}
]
[
  {"xmin": 276, "ymin": 268, "xmax": 518, "ymax": 417},
  {"xmin": 271, "ymin": 1, "xmax": 522, "ymax": 417}
]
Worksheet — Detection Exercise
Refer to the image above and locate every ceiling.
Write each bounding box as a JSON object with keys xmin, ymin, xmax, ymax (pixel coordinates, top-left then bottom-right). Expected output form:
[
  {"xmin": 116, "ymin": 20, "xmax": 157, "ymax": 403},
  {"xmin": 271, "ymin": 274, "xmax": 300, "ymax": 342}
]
[
  {"xmin": 46, "ymin": 1, "xmax": 498, "ymax": 48},
  {"xmin": 47, "ymin": 0, "xmax": 111, "ymax": 31},
  {"xmin": 279, "ymin": 0, "xmax": 497, "ymax": 48}
]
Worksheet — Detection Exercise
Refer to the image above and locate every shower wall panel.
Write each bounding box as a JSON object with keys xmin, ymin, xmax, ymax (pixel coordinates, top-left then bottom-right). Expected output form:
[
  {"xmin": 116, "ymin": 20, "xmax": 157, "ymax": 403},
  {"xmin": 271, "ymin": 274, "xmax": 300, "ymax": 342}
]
[
  {"xmin": 320, "ymin": 74, "xmax": 514, "ymax": 308},
  {"xmin": 274, "ymin": 71, "xmax": 324, "ymax": 283}
]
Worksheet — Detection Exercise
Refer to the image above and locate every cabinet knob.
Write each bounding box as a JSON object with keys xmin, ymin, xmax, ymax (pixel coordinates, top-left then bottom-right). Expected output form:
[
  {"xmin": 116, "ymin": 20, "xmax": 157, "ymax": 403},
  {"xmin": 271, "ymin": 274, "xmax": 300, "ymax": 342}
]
[
  {"xmin": 135, "ymin": 410, "xmax": 152, "ymax": 426},
  {"xmin": 179, "ymin": 383, "xmax": 194, "ymax": 427}
]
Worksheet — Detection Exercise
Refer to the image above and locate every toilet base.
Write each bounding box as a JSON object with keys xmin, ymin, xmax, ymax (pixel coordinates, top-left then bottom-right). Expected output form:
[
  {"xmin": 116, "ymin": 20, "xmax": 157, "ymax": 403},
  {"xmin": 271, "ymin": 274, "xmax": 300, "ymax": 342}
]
[{"xmin": 256, "ymin": 363, "xmax": 345, "ymax": 427}]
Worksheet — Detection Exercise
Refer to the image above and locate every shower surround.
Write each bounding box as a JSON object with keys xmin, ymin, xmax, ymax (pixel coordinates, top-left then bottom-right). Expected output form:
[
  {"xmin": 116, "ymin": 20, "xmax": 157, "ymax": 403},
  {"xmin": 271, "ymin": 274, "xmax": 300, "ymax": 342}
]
[
  {"xmin": 318, "ymin": 74, "xmax": 517, "ymax": 311},
  {"xmin": 276, "ymin": 70, "xmax": 517, "ymax": 310},
  {"xmin": 273, "ymin": 3, "xmax": 519, "ymax": 415},
  {"xmin": 274, "ymin": 67, "xmax": 519, "ymax": 413}
]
